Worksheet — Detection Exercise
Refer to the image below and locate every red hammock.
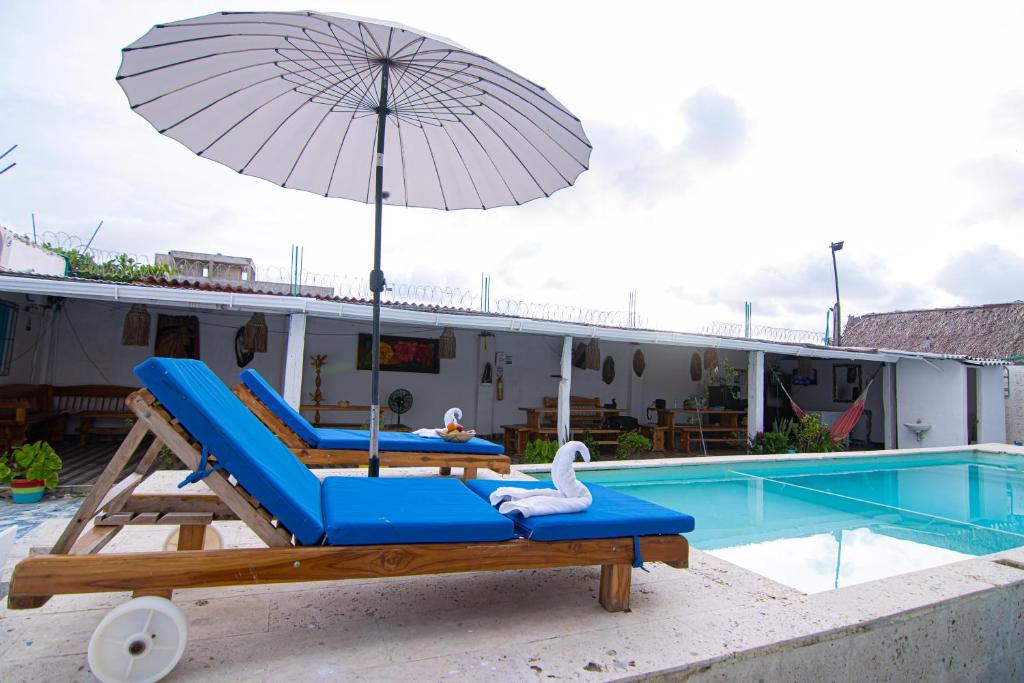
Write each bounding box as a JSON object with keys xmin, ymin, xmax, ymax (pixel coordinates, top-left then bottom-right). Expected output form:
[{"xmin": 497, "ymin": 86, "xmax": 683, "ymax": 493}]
[{"xmin": 778, "ymin": 376, "xmax": 876, "ymax": 440}]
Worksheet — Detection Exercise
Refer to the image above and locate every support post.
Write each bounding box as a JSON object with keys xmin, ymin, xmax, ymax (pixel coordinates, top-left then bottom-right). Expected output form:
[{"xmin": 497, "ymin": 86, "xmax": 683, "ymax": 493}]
[
  {"xmin": 557, "ymin": 336, "xmax": 573, "ymax": 445},
  {"xmin": 747, "ymin": 350, "xmax": 765, "ymax": 440},
  {"xmin": 283, "ymin": 313, "xmax": 306, "ymax": 409},
  {"xmin": 882, "ymin": 362, "xmax": 895, "ymax": 449},
  {"xmin": 368, "ymin": 59, "xmax": 391, "ymax": 478}
]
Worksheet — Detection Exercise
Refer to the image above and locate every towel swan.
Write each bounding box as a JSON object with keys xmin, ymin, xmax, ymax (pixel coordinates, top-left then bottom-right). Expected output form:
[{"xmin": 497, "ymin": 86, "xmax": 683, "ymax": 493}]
[{"xmin": 489, "ymin": 441, "xmax": 592, "ymax": 517}]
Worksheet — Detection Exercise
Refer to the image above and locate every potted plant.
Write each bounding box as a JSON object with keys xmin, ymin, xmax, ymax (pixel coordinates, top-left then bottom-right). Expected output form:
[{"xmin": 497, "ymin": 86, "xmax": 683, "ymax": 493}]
[{"xmin": 0, "ymin": 441, "xmax": 63, "ymax": 503}]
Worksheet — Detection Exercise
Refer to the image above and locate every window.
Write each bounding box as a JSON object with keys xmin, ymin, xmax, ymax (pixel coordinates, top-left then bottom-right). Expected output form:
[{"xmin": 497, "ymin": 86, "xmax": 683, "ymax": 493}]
[{"xmin": 0, "ymin": 301, "xmax": 17, "ymax": 376}]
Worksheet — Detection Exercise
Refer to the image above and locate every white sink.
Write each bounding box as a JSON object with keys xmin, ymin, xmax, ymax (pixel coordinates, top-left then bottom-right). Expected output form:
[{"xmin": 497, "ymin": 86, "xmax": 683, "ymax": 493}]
[{"xmin": 903, "ymin": 421, "xmax": 932, "ymax": 442}]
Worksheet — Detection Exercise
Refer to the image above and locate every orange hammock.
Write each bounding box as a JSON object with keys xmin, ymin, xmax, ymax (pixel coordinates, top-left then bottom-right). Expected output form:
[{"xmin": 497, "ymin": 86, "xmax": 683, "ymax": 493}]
[{"xmin": 776, "ymin": 375, "xmax": 876, "ymax": 440}]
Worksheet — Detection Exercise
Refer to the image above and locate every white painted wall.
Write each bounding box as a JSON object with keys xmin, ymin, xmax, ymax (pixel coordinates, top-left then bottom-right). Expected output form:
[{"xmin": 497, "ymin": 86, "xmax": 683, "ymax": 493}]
[
  {"xmin": 1006, "ymin": 367, "xmax": 1024, "ymax": 446},
  {"xmin": 976, "ymin": 365, "xmax": 1007, "ymax": 444},
  {"xmin": 895, "ymin": 358, "xmax": 967, "ymax": 448},
  {"xmin": 0, "ymin": 229, "xmax": 66, "ymax": 276}
]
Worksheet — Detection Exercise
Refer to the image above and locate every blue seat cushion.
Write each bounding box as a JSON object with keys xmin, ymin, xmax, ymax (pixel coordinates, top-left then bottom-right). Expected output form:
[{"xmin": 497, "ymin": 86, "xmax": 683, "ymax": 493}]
[
  {"xmin": 464, "ymin": 480, "xmax": 695, "ymax": 542},
  {"xmin": 240, "ymin": 369, "xmax": 321, "ymax": 447},
  {"xmin": 322, "ymin": 477, "xmax": 515, "ymax": 545},
  {"xmin": 315, "ymin": 428, "xmax": 504, "ymax": 455},
  {"xmin": 135, "ymin": 359, "xmax": 325, "ymax": 546}
]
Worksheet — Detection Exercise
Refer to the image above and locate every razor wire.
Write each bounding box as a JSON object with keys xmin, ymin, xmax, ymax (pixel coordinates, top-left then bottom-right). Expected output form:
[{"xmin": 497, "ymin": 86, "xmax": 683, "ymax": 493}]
[
  {"xmin": 37, "ymin": 231, "xmax": 153, "ymax": 265},
  {"xmin": 702, "ymin": 321, "xmax": 823, "ymax": 345}
]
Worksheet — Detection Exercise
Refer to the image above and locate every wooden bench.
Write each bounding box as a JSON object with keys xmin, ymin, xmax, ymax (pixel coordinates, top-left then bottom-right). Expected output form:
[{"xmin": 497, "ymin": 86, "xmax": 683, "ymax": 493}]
[
  {"xmin": 51, "ymin": 385, "xmax": 137, "ymax": 444},
  {"xmin": 0, "ymin": 385, "xmax": 64, "ymax": 452},
  {"xmin": 678, "ymin": 426, "xmax": 747, "ymax": 454}
]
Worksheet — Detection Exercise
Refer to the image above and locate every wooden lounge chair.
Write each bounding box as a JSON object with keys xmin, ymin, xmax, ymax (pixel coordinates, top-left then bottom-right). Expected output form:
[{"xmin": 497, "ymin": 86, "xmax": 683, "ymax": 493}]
[
  {"xmin": 7, "ymin": 358, "xmax": 691, "ymax": 681},
  {"xmin": 233, "ymin": 368, "xmax": 511, "ymax": 480}
]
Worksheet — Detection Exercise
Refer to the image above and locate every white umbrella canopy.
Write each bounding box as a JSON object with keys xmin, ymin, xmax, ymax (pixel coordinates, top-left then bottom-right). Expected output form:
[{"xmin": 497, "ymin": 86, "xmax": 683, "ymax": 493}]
[
  {"xmin": 116, "ymin": 10, "xmax": 591, "ymax": 476},
  {"xmin": 116, "ymin": 11, "xmax": 591, "ymax": 209}
]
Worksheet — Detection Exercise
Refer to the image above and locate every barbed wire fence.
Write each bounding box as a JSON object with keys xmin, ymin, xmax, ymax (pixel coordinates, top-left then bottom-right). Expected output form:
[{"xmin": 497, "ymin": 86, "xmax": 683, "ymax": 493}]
[{"xmin": 702, "ymin": 321, "xmax": 823, "ymax": 345}]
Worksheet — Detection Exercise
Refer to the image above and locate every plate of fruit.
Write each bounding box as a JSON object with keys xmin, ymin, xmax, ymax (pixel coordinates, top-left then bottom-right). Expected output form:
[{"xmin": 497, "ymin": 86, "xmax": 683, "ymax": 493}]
[{"xmin": 438, "ymin": 422, "xmax": 475, "ymax": 442}]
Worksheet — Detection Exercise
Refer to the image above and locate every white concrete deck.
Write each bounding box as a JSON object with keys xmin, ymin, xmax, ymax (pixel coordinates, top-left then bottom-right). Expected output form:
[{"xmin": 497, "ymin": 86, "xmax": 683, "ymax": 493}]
[{"xmin": 2, "ymin": 463, "xmax": 1024, "ymax": 681}]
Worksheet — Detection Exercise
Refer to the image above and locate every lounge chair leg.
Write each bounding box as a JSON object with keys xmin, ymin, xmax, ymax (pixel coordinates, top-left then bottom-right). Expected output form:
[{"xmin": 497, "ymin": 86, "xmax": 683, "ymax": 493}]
[
  {"xmin": 461, "ymin": 467, "xmax": 478, "ymax": 482},
  {"xmin": 599, "ymin": 563, "xmax": 632, "ymax": 612},
  {"xmin": 439, "ymin": 467, "xmax": 452, "ymax": 476}
]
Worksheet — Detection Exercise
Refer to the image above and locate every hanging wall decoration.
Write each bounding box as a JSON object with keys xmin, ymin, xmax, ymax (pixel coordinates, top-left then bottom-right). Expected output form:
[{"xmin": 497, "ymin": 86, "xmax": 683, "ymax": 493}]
[
  {"xmin": 121, "ymin": 304, "xmax": 151, "ymax": 346},
  {"xmin": 357, "ymin": 333, "xmax": 439, "ymax": 373},
  {"xmin": 703, "ymin": 348, "xmax": 719, "ymax": 372},
  {"xmin": 632, "ymin": 349, "xmax": 646, "ymax": 377},
  {"xmin": 242, "ymin": 312, "xmax": 268, "ymax": 353},
  {"xmin": 585, "ymin": 338, "xmax": 601, "ymax": 370},
  {"xmin": 438, "ymin": 327, "xmax": 457, "ymax": 359},
  {"xmin": 233, "ymin": 327, "xmax": 255, "ymax": 368},
  {"xmin": 572, "ymin": 342, "xmax": 587, "ymax": 369},
  {"xmin": 154, "ymin": 315, "xmax": 200, "ymax": 359},
  {"xmin": 690, "ymin": 351, "xmax": 703, "ymax": 381},
  {"xmin": 602, "ymin": 356, "xmax": 616, "ymax": 384}
]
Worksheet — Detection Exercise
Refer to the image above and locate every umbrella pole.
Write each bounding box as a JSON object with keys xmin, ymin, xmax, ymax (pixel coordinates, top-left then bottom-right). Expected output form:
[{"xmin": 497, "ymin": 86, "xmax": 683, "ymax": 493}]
[{"xmin": 368, "ymin": 60, "xmax": 391, "ymax": 478}]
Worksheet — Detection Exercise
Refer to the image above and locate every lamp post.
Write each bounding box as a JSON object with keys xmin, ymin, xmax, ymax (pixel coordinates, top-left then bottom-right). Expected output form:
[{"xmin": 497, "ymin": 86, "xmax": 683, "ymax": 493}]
[{"xmin": 830, "ymin": 241, "xmax": 844, "ymax": 345}]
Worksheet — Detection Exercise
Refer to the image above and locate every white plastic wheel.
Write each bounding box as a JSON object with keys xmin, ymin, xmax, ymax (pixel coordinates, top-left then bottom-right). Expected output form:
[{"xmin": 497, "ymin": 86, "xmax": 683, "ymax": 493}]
[
  {"xmin": 88, "ymin": 596, "xmax": 188, "ymax": 683},
  {"xmin": 162, "ymin": 525, "xmax": 223, "ymax": 551}
]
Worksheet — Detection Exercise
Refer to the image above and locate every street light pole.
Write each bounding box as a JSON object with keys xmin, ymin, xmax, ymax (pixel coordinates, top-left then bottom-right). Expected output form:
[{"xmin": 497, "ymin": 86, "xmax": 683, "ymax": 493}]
[{"xmin": 830, "ymin": 241, "xmax": 844, "ymax": 346}]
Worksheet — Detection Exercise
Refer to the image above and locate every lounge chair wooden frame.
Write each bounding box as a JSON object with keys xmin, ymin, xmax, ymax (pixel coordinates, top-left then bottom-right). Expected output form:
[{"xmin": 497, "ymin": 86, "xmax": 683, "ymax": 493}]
[
  {"xmin": 232, "ymin": 383, "xmax": 512, "ymax": 481},
  {"xmin": 7, "ymin": 389, "xmax": 688, "ymax": 615}
]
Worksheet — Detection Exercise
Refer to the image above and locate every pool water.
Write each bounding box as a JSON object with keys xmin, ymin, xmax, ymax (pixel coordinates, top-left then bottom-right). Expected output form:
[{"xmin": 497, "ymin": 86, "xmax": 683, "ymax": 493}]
[{"xmin": 538, "ymin": 451, "xmax": 1024, "ymax": 592}]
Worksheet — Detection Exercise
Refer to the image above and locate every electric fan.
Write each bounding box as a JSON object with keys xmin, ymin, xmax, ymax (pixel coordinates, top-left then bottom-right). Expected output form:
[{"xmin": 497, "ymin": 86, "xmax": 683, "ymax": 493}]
[{"xmin": 387, "ymin": 388, "xmax": 413, "ymax": 428}]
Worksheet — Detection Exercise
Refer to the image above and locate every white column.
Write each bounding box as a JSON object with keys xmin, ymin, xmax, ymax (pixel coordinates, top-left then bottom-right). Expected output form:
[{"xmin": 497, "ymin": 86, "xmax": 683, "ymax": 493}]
[
  {"xmin": 747, "ymin": 350, "xmax": 765, "ymax": 440},
  {"xmin": 557, "ymin": 336, "xmax": 573, "ymax": 445},
  {"xmin": 282, "ymin": 313, "xmax": 307, "ymax": 409},
  {"xmin": 882, "ymin": 363, "xmax": 895, "ymax": 449}
]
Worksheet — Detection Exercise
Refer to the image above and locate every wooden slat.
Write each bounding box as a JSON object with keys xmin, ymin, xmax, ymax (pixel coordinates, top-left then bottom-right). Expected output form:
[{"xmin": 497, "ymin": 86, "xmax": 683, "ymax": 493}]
[
  {"xmin": 131, "ymin": 512, "xmax": 160, "ymax": 524},
  {"xmin": 49, "ymin": 418, "xmax": 150, "ymax": 555},
  {"xmin": 232, "ymin": 384, "xmax": 306, "ymax": 448},
  {"xmin": 290, "ymin": 448, "xmax": 512, "ymax": 474},
  {"xmin": 69, "ymin": 525, "xmax": 121, "ymax": 555},
  {"xmin": 121, "ymin": 494, "xmax": 238, "ymax": 520},
  {"xmin": 94, "ymin": 513, "xmax": 134, "ymax": 527},
  {"xmin": 128, "ymin": 392, "xmax": 293, "ymax": 547},
  {"xmin": 158, "ymin": 513, "xmax": 213, "ymax": 526},
  {"xmin": 8, "ymin": 535, "xmax": 688, "ymax": 600}
]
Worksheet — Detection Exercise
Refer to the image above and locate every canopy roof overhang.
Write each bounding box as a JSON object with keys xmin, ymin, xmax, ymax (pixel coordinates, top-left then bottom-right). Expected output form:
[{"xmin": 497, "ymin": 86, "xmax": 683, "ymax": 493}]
[{"xmin": 0, "ymin": 272, "xmax": 1003, "ymax": 367}]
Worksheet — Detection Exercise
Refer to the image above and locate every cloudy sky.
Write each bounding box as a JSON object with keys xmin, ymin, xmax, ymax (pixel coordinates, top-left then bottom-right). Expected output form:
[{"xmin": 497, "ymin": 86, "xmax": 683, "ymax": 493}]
[{"xmin": 1, "ymin": 1, "xmax": 1022, "ymax": 335}]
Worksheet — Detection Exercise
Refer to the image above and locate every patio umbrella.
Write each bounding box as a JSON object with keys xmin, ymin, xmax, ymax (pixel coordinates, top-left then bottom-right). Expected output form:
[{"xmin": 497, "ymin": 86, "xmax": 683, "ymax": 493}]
[{"xmin": 116, "ymin": 11, "xmax": 591, "ymax": 475}]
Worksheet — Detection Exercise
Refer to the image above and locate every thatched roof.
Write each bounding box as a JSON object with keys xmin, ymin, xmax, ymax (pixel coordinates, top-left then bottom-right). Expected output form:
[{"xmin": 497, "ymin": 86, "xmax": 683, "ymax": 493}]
[{"xmin": 842, "ymin": 302, "xmax": 1024, "ymax": 359}]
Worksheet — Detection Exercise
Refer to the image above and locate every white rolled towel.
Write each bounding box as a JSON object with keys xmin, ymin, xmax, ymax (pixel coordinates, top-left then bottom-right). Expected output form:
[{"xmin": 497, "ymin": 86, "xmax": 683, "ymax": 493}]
[
  {"xmin": 489, "ymin": 441, "xmax": 592, "ymax": 517},
  {"xmin": 413, "ymin": 407, "xmax": 464, "ymax": 438}
]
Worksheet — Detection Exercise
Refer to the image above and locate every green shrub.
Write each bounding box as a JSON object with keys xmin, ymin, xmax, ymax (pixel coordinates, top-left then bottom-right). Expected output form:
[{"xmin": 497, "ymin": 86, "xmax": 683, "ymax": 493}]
[
  {"xmin": 578, "ymin": 430, "xmax": 602, "ymax": 459},
  {"xmin": 794, "ymin": 413, "xmax": 843, "ymax": 453},
  {"xmin": 0, "ymin": 441, "xmax": 63, "ymax": 489},
  {"xmin": 615, "ymin": 430, "xmax": 652, "ymax": 459},
  {"xmin": 41, "ymin": 244, "xmax": 177, "ymax": 282},
  {"xmin": 521, "ymin": 439, "xmax": 559, "ymax": 464}
]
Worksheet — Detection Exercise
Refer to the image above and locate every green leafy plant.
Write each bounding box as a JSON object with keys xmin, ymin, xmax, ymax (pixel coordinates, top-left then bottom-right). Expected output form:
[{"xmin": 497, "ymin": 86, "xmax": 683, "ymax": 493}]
[
  {"xmin": 520, "ymin": 439, "xmax": 559, "ymax": 464},
  {"xmin": 40, "ymin": 243, "xmax": 177, "ymax": 282},
  {"xmin": 793, "ymin": 413, "xmax": 843, "ymax": 454},
  {"xmin": 749, "ymin": 418, "xmax": 796, "ymax": 455},
  {"xmin": 0, "ymin": 441, "xmax": 63, "ymax": 489},
  {"xmin": 152, "ymin": 445, "xmax": 188, "ymax": 471},
  {"xmin": 615, "ymin": 430, "xmax": 652, "ymax": 459},
  {"xmin": 578, "ymin": 430, "xmax": 602, "ymax": 460}
]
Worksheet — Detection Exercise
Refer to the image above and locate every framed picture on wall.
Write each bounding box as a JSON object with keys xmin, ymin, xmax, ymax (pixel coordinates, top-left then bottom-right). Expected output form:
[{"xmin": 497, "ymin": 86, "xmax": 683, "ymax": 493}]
[
  {"xmin": 356, "ymin": 333, "xmax": 440, "ymax": 374},
  {"xmin": 154, "ymin": 315, "xmax": 200, "ymax": 359},
  {"xmin": 792, "ymin": 368, "xmax": 818, "ymax": 386},
  {"xmin": 833, "ymin": 364, "xmax": 862, "ymax": 402}
]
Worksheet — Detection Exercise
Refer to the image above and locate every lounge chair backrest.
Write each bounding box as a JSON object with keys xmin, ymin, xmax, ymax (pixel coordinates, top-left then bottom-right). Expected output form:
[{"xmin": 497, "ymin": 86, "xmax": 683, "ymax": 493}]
[
  {"xmin": 240, "ymin": 369, "xmax": 320, "ymax": 447},
  {"xmin": 134, "ymin": 358, "xmax": 325, "ymax": 545}
]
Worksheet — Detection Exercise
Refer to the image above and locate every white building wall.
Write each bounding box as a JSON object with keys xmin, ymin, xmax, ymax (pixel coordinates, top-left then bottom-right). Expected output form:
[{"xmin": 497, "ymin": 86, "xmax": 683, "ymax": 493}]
[
  {"xmin": 1007, "ymin": 367, "xmax": 1024, "ymax": 446},
  {"xmin": 976, "ymin": 365, "xmax": 1007, "ymax": 444},
  {"xmin": 895, "ymin": 358, "xmax": 967, "ymax": 447}
]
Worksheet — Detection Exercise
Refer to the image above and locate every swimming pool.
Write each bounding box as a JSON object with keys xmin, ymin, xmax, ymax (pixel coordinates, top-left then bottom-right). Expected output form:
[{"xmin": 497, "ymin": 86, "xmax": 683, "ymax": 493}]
[{"xmin": 536, "ymin": 450, "xmax": 1024, "ymax": 592}]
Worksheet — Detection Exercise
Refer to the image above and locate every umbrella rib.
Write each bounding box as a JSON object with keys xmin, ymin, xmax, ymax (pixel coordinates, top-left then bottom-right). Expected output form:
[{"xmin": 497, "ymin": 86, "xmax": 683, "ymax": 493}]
[
  {"xmin": 282, "ymin": 104, "xmax": 334, "ymax": 187},
  {"xmin": 282, "ymin": 35, "xmax": 376, "ymax": 112},
  {"xmin": 394, "ymin": 116, "xmax": 410, "ymax": 207},
  {"xmin": 419, "ymin": 124, "xmax": 450, "ymax": 210},
  {"xmin": 324, "ymin": 108, "xmax": 360, "ymax": 197},
  {"xmin": 477, "ymin": 101, "xmax": 573, "ymax": 185},
  {"xmin": 325, "ymin": 23, "xmax": 381, "ymax": 115},
  {"xmin": 238, "ymin": 67, "xmax": 344, "ymax": 176},
  {"xmin": 383, "ymin": 37, "xmax": 429, "ymax": 106},
  {"xmin": 439, "ymin": 123, "xmax": 486, "ymax": 209}
]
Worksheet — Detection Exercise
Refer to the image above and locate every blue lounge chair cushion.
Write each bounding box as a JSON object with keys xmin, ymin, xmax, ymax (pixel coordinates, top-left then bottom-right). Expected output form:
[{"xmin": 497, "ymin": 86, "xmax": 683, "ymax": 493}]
[
  {"xmin": 135, "ymin": 359, "xmax": 326, "ymax": 546},
  {"xmin": 240, "ymin": 369, "xmax": 322, "ymax": 447},
  {"xmin": 314, "ymin": 428, "xmax": 504, "ymax": 455},
  {"xmin": 321, "ymin": 477, "xmax": 515, "ymax": 545},
  {"xmin": 242, "ymin": 368, "xmax": 504, "ymax": 456},
  {"xmin": 464, "ymin": 480, "xmax": 695, "ymax": 542}
]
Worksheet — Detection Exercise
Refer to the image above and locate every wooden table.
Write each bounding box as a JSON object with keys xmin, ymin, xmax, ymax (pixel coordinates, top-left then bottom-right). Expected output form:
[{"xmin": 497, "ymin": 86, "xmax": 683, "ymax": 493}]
[
  {"xmin": 656, "ymin": 408, "xmax": 747, "ymax": 454},
  {"xmin": 300, "ymin": 404, "xmax": 390, "ymax": 428},
  {"xmin": 519, "ymin": 406, "xmax": 623, "ymax": 431}
]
